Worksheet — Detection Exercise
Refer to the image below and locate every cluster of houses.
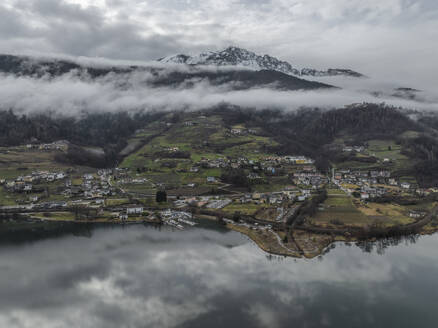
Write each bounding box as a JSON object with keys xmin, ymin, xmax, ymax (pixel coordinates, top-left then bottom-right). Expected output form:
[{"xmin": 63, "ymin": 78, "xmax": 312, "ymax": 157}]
[
  {"xmin": 196, "ymin": 157, "xmax": 228, "ymax": 169},
  {"xmin": 159, "ymin": 209, "xmax": 196, "ymax": 229},
  {"xmin": 206, "ymin": 198, "xmax": 233, "ymax": 209},
  {"xmin": 229, "ymin": 127, "xmax": 258, "ymax": 136},
  {"xmin": 117, "ymin": 177, "xmax": 149, "ymax": 185},
  {"xmin": 113, "ymin": 205, "xmax": 145, "ymax": 221},
  {"xmin": 171, "ymin": 185, "xmax": 314, "ymax": 211},
  {"xmin": 65, "ymin": 171, "xmax": 114, "ymax": 199},
  {"xmin": 0, "ymin": 169, "xmax": 115, "ymax": 202},
  {"xmin": 191, "ymin": 155, "xmax": 316, "ymax": 178},
  {"xmin": 26, "ymin": 140, "xmax": 68, "ymax": 151},
  {"xmin": 332, "ymin": 169, "xmax": 432, "ymax": 200},
  {"xmin": 263, "ymin": 155, "xmax": 315, "ymax": 165},
  {"xmin": 356, "ymin": 185, "xmax": 389, "ymax": 200},
  {"xmin": 343, "ymin": 145, "xmax": 365, "ymax": 153},
  {"xmin": 333, "ymin": 169, "xmax": 393, "ymax": 186},
  {"xmin": 240, "ymin": 189, "xmax": 312, "ymax": 205},
  {"xmin": 173, "ymin": 196, "xmax": 230, "ymax": 209},
  {"xmin": 293, "ymin": 170, "xmax": 328, "ymax": 189},
  {"xmin": 1, "ymin": 170, "xmax": 68, "ymax": 194},
  {"xmin": 1, "ymin": 169, "xmax": 115, "ymax": 204}
]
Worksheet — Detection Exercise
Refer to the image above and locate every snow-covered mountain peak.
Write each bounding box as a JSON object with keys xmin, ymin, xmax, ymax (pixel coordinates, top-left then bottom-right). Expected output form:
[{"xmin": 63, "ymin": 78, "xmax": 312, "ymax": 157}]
[{"xmin": 158, "ymin": 46, "xmax": 364, "ymax": 78}]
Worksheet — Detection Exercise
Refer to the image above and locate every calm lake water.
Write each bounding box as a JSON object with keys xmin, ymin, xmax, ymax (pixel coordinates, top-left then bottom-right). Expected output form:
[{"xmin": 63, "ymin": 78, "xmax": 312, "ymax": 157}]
[{"xmin": 1, "ymin": 222, "xmax": 438, "ymax": 328}]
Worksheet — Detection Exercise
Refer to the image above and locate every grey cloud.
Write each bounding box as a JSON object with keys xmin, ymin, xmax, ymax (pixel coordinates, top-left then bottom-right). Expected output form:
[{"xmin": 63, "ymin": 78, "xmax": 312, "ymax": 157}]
[
  {"xmin": 0, "ymin": 0, "xmax": 436, "ymax": 110},
  {"xmin": 0, "ymin": 0, "xmax": 435, "ymax": 81},
  {"xmin": 0, "ymin": 6, "xmax": 34, "ymax": 39},
  {"xmin": 0, "ymin": 0, "xmax": 190, "ymax": 60}
]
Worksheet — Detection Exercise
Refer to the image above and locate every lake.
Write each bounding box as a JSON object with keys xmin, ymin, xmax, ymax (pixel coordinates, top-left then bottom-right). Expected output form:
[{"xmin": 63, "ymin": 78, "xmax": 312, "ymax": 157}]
[{"xmin": 1, "ymin": 222, "xmax": 437, "ymax": 328}]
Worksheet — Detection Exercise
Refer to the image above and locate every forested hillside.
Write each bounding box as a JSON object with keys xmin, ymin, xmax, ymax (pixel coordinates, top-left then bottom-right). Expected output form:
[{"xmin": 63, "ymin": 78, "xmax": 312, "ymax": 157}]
[{"xmin": 1, "ymin": 103, "xmax": 438, "ymax": 186}]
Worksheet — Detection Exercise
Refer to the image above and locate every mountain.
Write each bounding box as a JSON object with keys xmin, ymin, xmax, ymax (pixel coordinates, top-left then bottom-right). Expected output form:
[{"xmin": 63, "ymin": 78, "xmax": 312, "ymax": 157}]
[
  {"xmin": 159, "ymin": 47, "xmax": 301, "ymax": 75},
  {"xmin": 392, "ymin": 87, "xmax": 422, "ymax": 100},
  {"xmin": 158, "ymin": 46, "xmax": 364, "ymax": 78},
  {"xmin": 300, "ymin": 68, "xmax": 363, "ymax": 78},
  {"xmin": 0, "ymin": 53, "xmax": 335, "ymax": 91},
  {"xmin": 0, "ymin": 54, "xmax": 131, "ymax": 78},
  {"xmin": 151, "ymin": 69, "xmax": 335, "ymax": 91}
]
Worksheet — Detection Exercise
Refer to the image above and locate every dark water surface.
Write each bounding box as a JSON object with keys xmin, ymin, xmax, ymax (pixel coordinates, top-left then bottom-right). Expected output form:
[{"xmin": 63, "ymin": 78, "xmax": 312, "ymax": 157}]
[{"xmin": 1, "ymin": 223, "xmax": 437, "ymax": 328}]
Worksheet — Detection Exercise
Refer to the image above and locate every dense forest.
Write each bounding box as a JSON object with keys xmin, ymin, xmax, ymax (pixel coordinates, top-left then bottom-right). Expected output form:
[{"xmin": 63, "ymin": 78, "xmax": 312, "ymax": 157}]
[
  {"xmin": 0, "ymin": 109, "xmax": 165, "ymax": 167},
  {"xmin": 215, "ymin": 103, "xmax": 422, "ymax": 170}
]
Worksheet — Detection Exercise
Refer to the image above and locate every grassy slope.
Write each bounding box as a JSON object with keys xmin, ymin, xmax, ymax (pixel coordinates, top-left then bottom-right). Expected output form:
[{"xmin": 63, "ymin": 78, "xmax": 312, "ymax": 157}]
[{"xmin": 118, "ymin": 114, "xmax": 279, "ymax": 191}]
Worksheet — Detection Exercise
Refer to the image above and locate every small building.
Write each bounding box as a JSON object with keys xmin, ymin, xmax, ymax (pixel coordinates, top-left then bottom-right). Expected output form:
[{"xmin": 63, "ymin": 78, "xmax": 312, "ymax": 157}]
[
  {"xmin": 23, "ymin": 184, "xmax": 33, "ymax": 192},
  {"xmin": 409, "ymin": 211, "xmax": 426, "ymax": 219},
  {"xmin": 206, "ymin": 176, "xmax": 216, "ymax": 183},
  {"xmin": 401, "ymin": 182, "xmax": 411, "ymax": 189},
  {"xmin": 231, "ymin": 128, "xmax": 244, "ymax": 135},
  {"xmin": 56, "ymin": 173, "xmax": 66, "ymax": 180},
  {"xmin": 361, "ymin": 193, "xmax": 370, "ymax": 200},
  {"xmin": 247, "ymin": 173, "xmax": 261, "ymax": 179},
  {"xmin": 389, "ymin": 178, "xmax": 397, "ymax": 186},
  {"xmin": 252, "ymin": 193, "xmax": 261, "ymax": 200},
  {"xmin": 84, "ymin": 174, "xmax": 94, "ymax": 181},
  {"xmin": 126, "ymin": 207, "xmax": 144, "ymax": 215}
]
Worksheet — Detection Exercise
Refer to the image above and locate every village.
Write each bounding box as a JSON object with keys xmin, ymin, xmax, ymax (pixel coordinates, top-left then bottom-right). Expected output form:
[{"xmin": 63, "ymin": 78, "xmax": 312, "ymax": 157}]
[
  {"xmin": 0, "ymin": 144, "xmax": 434, "ymax": 230},
  {"xmin": 1, "ymin": 117, "xmax": 438, "ymax": 259}
]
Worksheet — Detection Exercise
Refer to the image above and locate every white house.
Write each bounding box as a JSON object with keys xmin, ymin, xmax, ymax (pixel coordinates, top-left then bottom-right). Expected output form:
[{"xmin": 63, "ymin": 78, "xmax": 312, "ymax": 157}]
[
  {"xmin": 126, "ymin": 207, "xmax": 144, "ymax": 215},
  {"xmin": 409, "ymin": 211, "xmax": 425, "ymax": 219},
  {"xmin": 401, "ymin": 182, "xmax": 411, "ymax": 189},
  {"xmin": 23, "ymin": 184, "xmax": 32, "ymax": 192},
  {"xmin": 56, "ymin": 173, "xmax": 66, "ymax": 180}
]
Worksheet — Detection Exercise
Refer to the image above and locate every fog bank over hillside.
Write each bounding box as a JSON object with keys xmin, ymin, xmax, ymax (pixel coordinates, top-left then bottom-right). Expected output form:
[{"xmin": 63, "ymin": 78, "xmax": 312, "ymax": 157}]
[{"xmin": 0, "ymin": 68, "xmax": 437, "ymax": 116}]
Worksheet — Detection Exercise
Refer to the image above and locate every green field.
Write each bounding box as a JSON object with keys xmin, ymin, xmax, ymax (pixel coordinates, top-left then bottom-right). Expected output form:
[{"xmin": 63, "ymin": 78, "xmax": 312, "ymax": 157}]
[
  {"xmin": 0, "ymin": 188, "xmax": 17, "ymax": 206},
  {"xmin": 334, "ymin": 137, "xmax": 414, "ymax": 174},
  {"xmin": 311, "ymin": 188, "xmax": 417, "ymax": 228},
  {"xmin": 222, "ymin": 203, "xmax": 262, "ymax": 215},
  {"xmin": 311, "ymin": 190, "xmax": 373, "ymax": 228},
  {"xmin": 367, "ymin": 140, "xmax": 405, "ymax": 160}
]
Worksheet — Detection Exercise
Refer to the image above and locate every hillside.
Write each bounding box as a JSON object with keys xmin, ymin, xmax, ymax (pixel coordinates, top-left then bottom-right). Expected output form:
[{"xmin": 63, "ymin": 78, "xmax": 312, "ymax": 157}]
[
  {"xmin": 1, "ymin": 103, "xmax": 438, "ymax": 188},
  {"xmin": 118, "ymin": 112, "xmax": 284, "ymax": 195},
  {"xmin": 151, "ymin": 69, "xmax": 334, "ymax": 91}
]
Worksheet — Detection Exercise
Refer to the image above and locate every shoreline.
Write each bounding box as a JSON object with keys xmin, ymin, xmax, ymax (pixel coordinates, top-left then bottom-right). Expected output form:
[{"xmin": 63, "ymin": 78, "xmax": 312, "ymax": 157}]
[{"xmin": 1, "ymin": 213, "xmax": 437, "ymax": 259}]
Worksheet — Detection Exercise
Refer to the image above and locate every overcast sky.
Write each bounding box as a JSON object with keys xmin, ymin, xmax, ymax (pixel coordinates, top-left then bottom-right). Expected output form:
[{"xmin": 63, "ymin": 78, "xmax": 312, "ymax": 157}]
[{"xmin": 1, "ymin": 0, "xmax": 437, "ymax": 88}]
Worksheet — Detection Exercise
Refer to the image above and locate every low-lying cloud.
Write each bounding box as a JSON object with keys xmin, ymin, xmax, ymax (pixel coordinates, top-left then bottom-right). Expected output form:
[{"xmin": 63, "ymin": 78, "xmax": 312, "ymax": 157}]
[{"xmin": 1, "ymin": 64, "xmax": 437, "ymax": 117}]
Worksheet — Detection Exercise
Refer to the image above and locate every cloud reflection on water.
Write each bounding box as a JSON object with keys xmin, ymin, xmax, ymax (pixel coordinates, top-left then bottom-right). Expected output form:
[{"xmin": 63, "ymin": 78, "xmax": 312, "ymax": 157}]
[{"xmin": 0, "ymin": 225, "xmax": 437, "ymax": 328}]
